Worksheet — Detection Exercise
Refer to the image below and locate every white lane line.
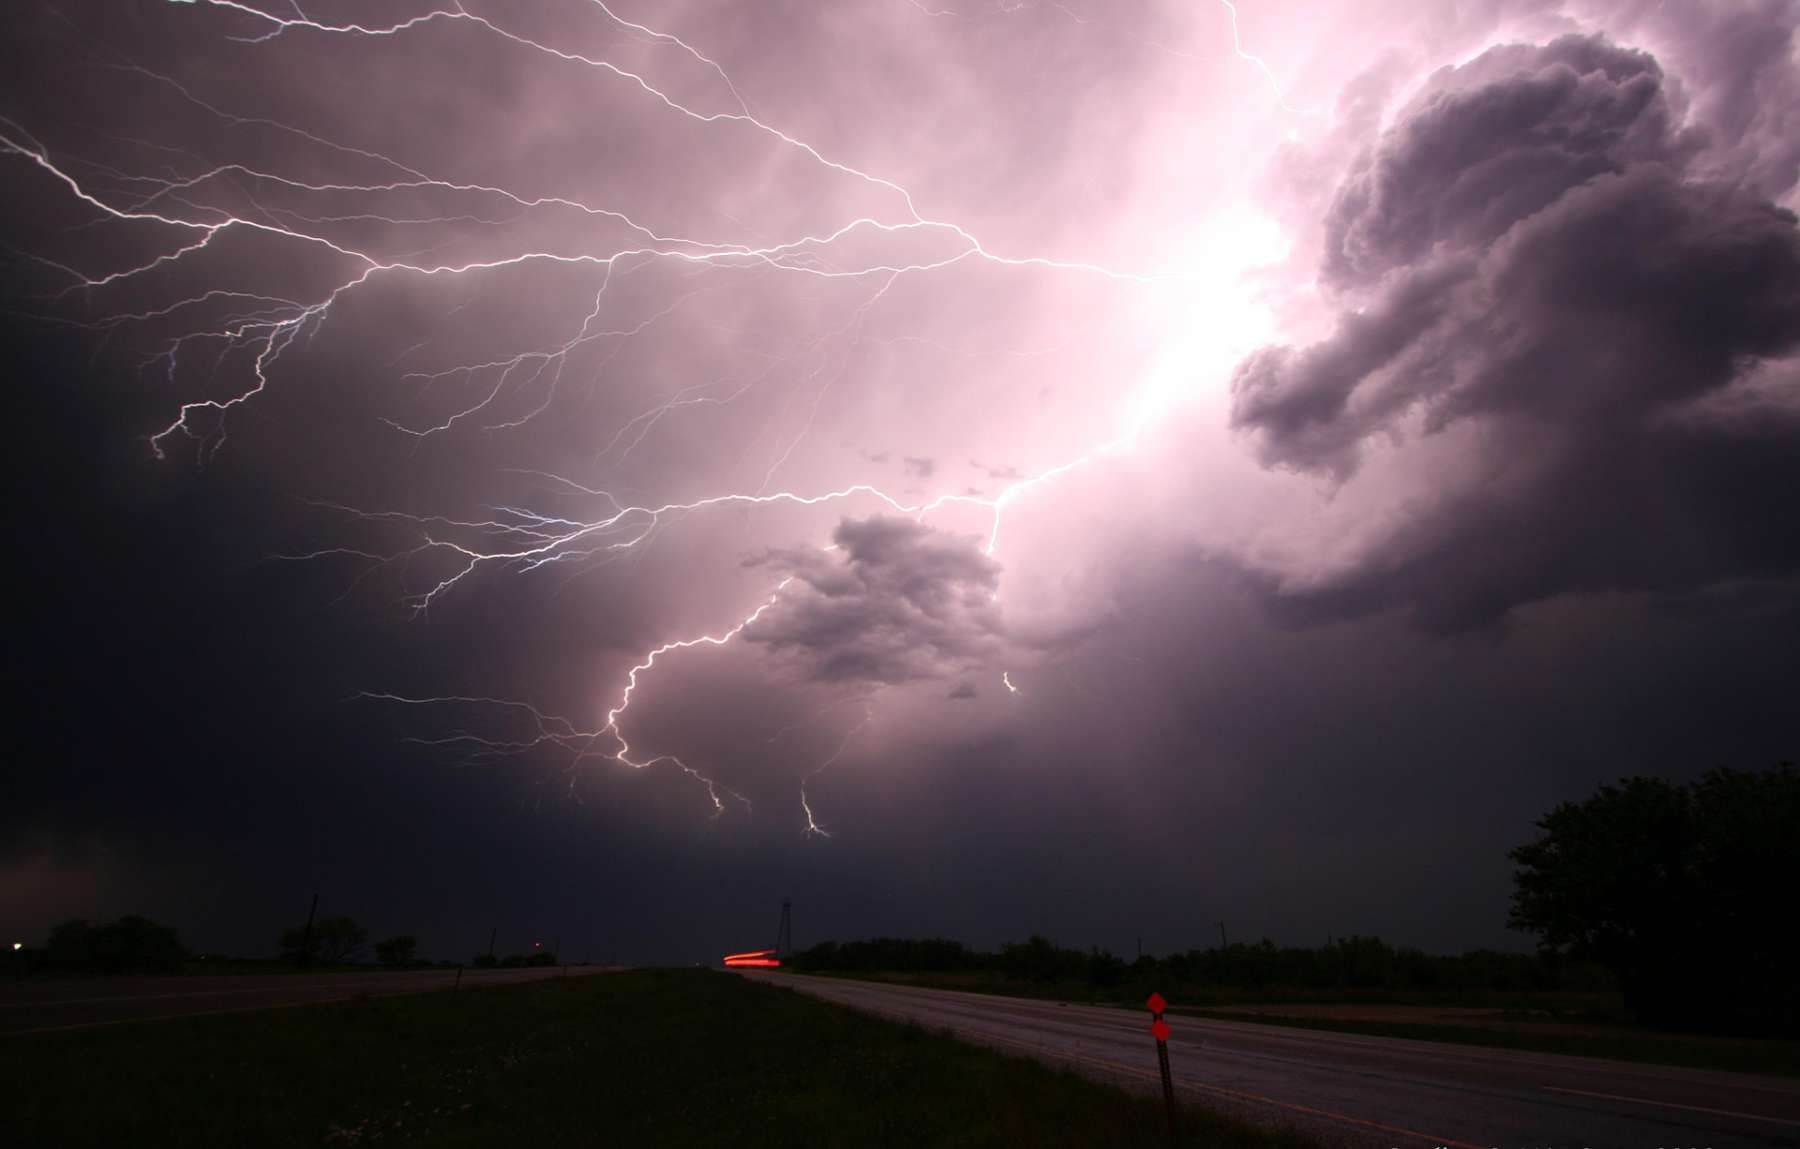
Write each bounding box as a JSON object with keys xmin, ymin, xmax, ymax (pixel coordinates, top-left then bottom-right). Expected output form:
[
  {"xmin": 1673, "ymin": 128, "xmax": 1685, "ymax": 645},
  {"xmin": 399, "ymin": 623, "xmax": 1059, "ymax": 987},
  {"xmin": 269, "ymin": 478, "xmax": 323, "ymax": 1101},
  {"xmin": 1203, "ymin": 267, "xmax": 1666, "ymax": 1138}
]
[
  {"xmin": 0, "ymin": 977, "xmax": 449, "ymax": 1008},
  {"xmin": 0, "ymin": 969, "xmax": 566, "ymax": 1009},
  {"xmin": 1542, "ymin": 1086, "xmax": 1800, "ymax": 1127}
]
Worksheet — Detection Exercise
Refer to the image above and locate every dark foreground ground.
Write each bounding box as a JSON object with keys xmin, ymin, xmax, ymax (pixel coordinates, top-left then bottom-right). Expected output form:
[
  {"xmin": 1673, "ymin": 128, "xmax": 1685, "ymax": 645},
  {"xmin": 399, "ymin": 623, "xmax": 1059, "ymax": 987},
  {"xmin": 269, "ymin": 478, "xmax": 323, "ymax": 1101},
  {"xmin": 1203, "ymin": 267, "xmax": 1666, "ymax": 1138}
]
[{"xmin": 2, "ymin": 969, "xmax": 1312, "ymax": 1149}]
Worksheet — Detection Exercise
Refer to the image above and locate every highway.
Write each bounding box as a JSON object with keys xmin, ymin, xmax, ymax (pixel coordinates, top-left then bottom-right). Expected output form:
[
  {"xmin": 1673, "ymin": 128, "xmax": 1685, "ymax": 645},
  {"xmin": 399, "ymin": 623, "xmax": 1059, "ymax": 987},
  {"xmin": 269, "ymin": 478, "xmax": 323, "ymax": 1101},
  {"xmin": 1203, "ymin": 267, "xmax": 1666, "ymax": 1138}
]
[
  {"xmin": 745, "ymin": 972, "xmax": 1800, "ymax": 1148},
  {"xmin": 0, "ymin": 965, "xmax": 607, "ymax": 1036}
]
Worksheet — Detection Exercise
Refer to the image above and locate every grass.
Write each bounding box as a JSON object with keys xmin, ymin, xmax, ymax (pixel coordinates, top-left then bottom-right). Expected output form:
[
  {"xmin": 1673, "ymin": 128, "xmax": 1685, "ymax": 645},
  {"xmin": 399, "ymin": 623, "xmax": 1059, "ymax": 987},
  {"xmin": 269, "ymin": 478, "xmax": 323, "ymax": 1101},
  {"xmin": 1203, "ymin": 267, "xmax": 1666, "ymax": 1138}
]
[
  {"xmin": 800, "ymin": 970, "xmax": 1800, "ymax": 1079},
  {"xmin": 4, "ymin": 968, "xmax": 1315, "ymax": 1148}
]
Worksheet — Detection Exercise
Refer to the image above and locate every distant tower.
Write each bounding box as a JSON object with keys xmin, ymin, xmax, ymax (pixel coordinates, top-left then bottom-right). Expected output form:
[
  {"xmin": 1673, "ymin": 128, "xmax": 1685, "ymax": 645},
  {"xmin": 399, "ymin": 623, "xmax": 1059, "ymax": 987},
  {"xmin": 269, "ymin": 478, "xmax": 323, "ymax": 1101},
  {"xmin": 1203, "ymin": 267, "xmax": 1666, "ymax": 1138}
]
[{"xmin": 775, "ymin": 898, "xmax": 792, "ymax": 955}]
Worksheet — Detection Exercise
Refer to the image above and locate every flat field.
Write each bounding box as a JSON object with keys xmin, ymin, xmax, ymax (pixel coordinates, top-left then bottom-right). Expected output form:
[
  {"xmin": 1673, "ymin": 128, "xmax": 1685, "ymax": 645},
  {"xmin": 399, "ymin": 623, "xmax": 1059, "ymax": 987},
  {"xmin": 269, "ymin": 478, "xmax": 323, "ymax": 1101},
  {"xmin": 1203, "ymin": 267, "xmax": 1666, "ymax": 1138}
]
[{"xmin": 3, "ymin": 968, "xmax": 1314, "ymax": 1148}]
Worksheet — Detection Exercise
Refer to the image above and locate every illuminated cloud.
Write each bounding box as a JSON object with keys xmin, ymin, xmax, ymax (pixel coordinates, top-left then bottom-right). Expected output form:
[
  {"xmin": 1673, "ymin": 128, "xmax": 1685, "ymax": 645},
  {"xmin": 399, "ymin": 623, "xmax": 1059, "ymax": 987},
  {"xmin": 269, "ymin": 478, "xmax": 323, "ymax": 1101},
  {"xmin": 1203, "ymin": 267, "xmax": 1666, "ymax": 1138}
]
[
  {"xmin": 745, "ymin": 517, "xmax": 1004, "ymax": 684},
  {"xmin": 1230, "ymin": 31, "xmax": 1800, "ymax": 627}
]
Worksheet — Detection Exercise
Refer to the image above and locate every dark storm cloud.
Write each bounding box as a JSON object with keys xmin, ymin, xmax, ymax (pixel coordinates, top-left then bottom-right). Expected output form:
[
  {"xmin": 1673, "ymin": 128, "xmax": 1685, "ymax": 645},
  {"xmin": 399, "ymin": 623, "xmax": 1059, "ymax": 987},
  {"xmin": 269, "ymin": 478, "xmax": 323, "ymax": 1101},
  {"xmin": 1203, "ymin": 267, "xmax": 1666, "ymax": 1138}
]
[
  {"xmin": 1319, "ymin": 35, "xmax": 1682, "ymax": 287},
  {"xmin": 1231, "ymin": 31, "xmax": 1800, "ymax": 628},
  {"xmin": 946, "ymin": 682, "xmax": 978, "ymax": 700},
  {"xmin": 744, "ymin": 516, "xmax": 1003, "ymax": 684}
]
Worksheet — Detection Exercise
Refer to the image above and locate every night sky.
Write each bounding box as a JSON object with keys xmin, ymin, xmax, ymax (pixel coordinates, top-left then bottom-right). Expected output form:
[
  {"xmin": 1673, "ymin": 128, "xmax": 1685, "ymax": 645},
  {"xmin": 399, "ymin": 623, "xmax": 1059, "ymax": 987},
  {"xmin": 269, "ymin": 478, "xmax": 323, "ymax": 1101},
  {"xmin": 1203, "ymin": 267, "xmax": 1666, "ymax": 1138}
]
[{"xmin": 4, "ymin": 0, "xmax": 1798, "ymax": 967}]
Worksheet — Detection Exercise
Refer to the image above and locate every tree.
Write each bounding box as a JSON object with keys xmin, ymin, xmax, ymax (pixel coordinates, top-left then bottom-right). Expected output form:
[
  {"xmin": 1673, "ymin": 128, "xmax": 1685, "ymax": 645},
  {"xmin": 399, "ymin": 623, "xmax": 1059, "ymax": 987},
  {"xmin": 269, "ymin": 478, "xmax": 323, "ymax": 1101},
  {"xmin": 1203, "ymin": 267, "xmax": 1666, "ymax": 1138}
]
[
  {"xmin": 1509, "ymin": 765, "xmax": 1800, "ymax": 1034},
  {"xmin": 278, "ymin": 915, "xmax": 367, "ymax": 964},
  {"xmin": 44, "ymin": 916, "xmax": 187, "ymax": 972},
  {"xmin": 374, "ymin": 935, "xmax": 418, "ymax": 966}
]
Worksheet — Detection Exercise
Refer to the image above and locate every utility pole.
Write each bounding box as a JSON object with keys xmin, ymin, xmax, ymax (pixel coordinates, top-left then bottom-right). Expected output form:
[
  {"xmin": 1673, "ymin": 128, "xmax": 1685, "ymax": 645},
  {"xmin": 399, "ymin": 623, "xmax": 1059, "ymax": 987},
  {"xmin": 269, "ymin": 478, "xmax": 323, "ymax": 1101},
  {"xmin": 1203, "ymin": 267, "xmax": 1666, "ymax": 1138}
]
[
  {"xmin": 1215, "ymin": 921, "xmax": 1228, "ymax": 948},
  {"xmin": 299, "ymin": 892, "xmax": 319, "ymax": 965},
  {"xmin": 775, "ymin": 898, "xmax": 792, "ymax": 955},
  {"xmin": 487, "ymin": 926, "xmax": 497, "ymax": 961},
  {"xmin": 1136, "ymin": 936, "xmax": 1142, "ymax": 961}
]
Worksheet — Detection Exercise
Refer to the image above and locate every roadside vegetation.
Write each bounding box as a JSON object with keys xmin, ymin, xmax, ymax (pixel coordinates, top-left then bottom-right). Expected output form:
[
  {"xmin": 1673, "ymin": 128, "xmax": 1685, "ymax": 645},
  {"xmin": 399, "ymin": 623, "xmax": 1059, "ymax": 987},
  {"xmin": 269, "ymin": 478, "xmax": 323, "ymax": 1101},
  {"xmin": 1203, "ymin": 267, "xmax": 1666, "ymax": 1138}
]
[
  {"xmin": 5, "ymin": 969, "xmax": 1314, "ymax": 1149},
  {"xmin": 789, "ymin": 764, "xmax": 1800, "ymax": 1077}
]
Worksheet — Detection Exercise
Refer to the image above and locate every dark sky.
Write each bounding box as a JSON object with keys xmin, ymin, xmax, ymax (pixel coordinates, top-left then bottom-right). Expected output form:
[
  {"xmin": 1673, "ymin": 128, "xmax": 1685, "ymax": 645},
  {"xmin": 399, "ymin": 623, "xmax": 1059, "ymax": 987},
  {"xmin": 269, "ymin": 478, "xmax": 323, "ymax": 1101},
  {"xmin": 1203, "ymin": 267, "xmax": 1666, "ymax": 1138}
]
[{"xmin": 3, "ymin": 0, "xmax": 1798, "ymax": 965}]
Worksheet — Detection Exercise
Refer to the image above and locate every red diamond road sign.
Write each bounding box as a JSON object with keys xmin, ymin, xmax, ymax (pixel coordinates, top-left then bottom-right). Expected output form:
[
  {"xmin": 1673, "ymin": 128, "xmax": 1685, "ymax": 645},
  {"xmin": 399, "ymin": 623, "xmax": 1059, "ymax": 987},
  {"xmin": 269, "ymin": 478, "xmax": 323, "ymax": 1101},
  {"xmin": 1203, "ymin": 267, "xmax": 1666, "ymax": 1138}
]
[
  {"xmin": 1151, "ymin": 1018, "xmax": 1171, "ymax": 1041},
  {"xmin": 1146, "ymin": 992, "xmax": 1167, "ymax": 1015}
]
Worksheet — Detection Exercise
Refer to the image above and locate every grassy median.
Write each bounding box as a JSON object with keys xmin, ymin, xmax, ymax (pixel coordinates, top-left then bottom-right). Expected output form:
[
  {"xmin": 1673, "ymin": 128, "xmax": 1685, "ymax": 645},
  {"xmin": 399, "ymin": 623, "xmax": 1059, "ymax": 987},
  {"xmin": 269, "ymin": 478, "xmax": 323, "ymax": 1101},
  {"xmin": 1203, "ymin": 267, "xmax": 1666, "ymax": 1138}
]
[{"xmin": 5, "ymin": 968, "xmax": 1314, "ymax": 1148}]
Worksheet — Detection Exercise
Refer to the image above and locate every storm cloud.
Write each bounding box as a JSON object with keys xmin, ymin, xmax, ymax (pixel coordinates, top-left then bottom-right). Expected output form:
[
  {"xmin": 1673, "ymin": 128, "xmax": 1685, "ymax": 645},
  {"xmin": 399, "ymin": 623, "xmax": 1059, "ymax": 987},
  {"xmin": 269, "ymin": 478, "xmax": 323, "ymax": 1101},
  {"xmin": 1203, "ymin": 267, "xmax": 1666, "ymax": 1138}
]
[
  {"xmin": 3, "ymin": 1, "xmax": 1797, "ymax": 967},
  {"xmin": 1230, "ymin": 31, "xmax": 1800, "ymax": 627},
  {"xmin": 745, "ymin": 516, "xmax": 1003, "ymax": 684}
]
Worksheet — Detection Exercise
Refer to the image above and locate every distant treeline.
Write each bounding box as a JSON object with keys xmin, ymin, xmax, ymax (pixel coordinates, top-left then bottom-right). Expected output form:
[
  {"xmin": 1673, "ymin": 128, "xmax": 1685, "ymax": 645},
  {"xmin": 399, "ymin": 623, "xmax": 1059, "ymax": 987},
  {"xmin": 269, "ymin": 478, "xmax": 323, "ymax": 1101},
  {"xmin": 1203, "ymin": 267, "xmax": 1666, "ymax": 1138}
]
[
  {"xmin": 22, "ymin": 916, "xmax": 190, "ymax": 975},
  {"xmin": 7, "ymin": 910, "xmax": 581, "ymax": 979},
  {"xmin": 9, "ymin": 914, "xmax": 445, "ymax": 976},
  {"xmin": 790, "ymin": 934, "xmax": 1615, "ymax": 995}
]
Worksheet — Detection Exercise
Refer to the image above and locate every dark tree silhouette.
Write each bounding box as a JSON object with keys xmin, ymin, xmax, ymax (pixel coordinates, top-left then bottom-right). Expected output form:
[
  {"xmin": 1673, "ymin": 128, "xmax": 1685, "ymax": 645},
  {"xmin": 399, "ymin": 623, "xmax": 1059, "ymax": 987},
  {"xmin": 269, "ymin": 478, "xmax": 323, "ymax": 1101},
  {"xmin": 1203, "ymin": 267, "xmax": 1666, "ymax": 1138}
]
[
  {"xmin": 279, "ymin": 915, "xmax": 367, "ymax": 964},
  {"xmin": 44, "ymin": 916, "xmax": 187, "ymax": 972},
  {"xmin": 374, "ymin": 935, "xmax": 418, "ymax": 966},
  {"xmin": 1510, "ymin": 765, "xmax": 1800, "ymax": 1034}
]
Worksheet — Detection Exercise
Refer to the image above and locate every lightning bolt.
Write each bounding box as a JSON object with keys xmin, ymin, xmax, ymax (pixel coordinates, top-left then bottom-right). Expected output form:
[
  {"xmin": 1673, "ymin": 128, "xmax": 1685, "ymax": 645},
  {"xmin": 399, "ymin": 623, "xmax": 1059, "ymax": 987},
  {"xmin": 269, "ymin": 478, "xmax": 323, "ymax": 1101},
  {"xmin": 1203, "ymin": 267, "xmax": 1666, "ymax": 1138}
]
[
  {"xmin": 799, "ymin": 703, "xmax": 879, "ymax": 839},
  {"xmin": 4, "ymin": 0, "xmax": 1301, "ymax": 825},
  {"xmin": 1215, "ymin": 0, "xmax": 1320, "ymax": 116}
]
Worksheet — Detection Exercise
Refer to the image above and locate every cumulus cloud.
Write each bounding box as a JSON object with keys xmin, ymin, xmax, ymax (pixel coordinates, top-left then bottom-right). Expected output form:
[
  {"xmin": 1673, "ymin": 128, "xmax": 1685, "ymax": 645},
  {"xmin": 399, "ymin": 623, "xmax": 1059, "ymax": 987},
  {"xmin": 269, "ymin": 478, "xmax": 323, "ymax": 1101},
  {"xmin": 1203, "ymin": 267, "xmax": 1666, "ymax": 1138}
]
[
  {"xmin": 1230, "ymin": 28, "xmax": 1800, "ymax": 628},
  {"xmin": 744, "ymin": 516, "xmax": 1004, "ymax": 683}
]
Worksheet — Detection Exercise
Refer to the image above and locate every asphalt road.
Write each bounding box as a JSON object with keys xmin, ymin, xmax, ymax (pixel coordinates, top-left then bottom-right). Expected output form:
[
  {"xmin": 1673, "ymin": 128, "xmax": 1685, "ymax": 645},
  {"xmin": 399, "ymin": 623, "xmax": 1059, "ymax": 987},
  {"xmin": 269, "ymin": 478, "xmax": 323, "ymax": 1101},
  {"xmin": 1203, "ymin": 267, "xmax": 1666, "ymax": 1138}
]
[
  {"xmin": 745, "ymin": 973, "xmax": 1800, "ymax": 1148},
  {"xmin": 0, "ymin": 966, "xmax": 608, "ymax": 1036}
]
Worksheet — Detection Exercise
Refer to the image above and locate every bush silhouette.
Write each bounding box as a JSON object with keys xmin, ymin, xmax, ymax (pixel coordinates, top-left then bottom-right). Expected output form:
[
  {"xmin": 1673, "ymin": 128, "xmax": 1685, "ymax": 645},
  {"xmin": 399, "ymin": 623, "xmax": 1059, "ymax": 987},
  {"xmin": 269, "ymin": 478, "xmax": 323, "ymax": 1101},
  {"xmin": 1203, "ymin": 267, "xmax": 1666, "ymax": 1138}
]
[
  {"xmin": 278, "ymin": 915, "xmax": 368, "ymax": 964},
  {"xmin": 44, "ymin": 916, "xmax": 187, "ymax": 973},
  {"xmin": 1511, "ymin": 764, "xmax": 1800, "ymax": 1034}
]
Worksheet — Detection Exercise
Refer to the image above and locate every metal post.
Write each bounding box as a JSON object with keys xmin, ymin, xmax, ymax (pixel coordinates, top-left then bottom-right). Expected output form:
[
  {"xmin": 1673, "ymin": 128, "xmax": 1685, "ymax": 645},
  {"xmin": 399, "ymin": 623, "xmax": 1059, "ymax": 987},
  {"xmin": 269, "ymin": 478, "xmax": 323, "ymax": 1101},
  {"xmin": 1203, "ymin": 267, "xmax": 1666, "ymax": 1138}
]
[
  {"xmin": 1157, "ymin": 1038, "xmax": 1177, "ymax": 1145},
  {"xmin": 299, "ymin": 892, "xmax": 319, "ymax": 966},
  {"xmin": 454, "ymin": 965, "xmax": 463, "ymax": 990},
  {"xmin": 1146, "ymin": 992, "xmax": 1178, "ymax": 1146}
]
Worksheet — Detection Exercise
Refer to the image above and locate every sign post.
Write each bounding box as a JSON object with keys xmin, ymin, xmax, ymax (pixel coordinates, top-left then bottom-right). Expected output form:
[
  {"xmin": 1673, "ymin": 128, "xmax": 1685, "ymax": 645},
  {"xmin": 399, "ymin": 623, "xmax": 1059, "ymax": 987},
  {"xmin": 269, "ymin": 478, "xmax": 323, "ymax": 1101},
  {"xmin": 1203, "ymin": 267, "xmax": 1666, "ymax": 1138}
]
[{"xmin": 1147, "ymin": 992, "xmax": 1178, "ymax": 1146}]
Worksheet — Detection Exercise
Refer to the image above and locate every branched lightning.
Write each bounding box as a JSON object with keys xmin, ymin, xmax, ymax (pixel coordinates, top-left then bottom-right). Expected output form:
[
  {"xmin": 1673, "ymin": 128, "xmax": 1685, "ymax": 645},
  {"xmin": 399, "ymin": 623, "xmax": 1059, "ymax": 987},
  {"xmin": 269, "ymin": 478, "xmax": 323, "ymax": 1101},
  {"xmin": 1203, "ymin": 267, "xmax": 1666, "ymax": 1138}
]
[{"xmin": 3, "ymin": 0, "xmax": 1301, "ymax": 826}]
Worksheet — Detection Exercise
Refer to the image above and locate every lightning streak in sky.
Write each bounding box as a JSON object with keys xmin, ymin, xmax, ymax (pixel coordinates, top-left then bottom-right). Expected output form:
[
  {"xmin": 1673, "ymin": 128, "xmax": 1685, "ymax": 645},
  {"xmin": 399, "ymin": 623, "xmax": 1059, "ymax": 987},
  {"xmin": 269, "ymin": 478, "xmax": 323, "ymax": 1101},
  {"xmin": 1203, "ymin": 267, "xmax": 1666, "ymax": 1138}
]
[
  {"xmin": 799, "ymin": 704, "xmax": 879, "ymax": 838},
  {"xmin": 2, "ymin": 0, "xmax": 1300, "ymax": 825}
]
